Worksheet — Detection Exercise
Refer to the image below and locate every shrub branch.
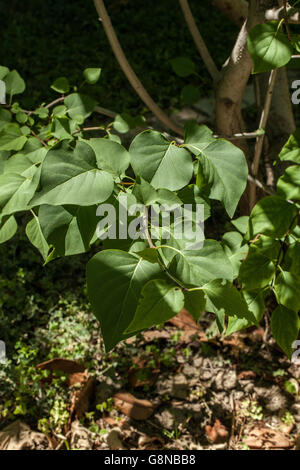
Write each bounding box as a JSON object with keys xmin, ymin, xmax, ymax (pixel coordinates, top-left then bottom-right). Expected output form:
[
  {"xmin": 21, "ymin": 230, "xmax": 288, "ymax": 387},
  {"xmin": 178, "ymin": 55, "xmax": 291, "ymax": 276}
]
[
  {"xmin": 250, "ymin": 69, "xmax": 278, "ymax": 209},
  {"xmin": 179, "ymin": 0, "xmax": 220, "ymax": 82},
  {"xmin": 92, "ymin": 0, "xmax": 184, "ymax": 136}
]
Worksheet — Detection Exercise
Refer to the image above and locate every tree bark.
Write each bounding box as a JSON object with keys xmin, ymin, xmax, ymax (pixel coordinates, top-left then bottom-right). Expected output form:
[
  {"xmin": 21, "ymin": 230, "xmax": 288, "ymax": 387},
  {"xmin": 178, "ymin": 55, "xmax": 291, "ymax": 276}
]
[
  {"xmin": 212, "ymin": 0, "xmax": 248, "ymax": 26},
  {"xmin": 215, "ymin": 0, "xmax": 282, "ymax": 212}
]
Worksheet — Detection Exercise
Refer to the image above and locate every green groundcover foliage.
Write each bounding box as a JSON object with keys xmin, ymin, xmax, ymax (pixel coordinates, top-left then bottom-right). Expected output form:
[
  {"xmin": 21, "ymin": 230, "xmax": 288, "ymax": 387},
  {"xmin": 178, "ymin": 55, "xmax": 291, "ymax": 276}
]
[{"xmin": 0, "ymin": 21, "xmax": 299, "ymax": 360}]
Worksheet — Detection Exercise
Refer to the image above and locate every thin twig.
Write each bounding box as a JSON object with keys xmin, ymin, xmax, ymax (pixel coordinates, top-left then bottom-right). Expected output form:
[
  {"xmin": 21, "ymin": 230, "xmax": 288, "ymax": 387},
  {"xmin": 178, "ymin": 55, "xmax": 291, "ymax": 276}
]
[
  {"xmin": 283, "ymin": 0, "xmax": 292, "ymax": 40},
  {"xmin": 265, "ymin": 4, "xmax": 300, "ymax": 24},
  {"xmin": 30, "ymin": 129, "xmax": 48, "ymax": 147},
  {"xmin": 213, "ymin": 130, "xmax": 264, "ymax": 140},
  {"xmin": 263, "ymin": 136, "xmax": 275, "ymax": 188},
  {"xmin": 249, "ymin": 69, "xmax": 278, "ymax": 209},
  {"xmin": 54, "ymin": 431, "xmax": 72, "ymax": 451},
  {"xmin": 178, "ymin": 0, "xmax": 220, "ymax": 82},
  {"xmin": 175, "ymin": 129, "xmax": 265, "ymax": 146},
  {"xmin": 247, "ymin": 174, "xmax": 275, "ymax": 196},
  {"xmin": 94, "ymin": 105, "xmax": 117, "ymax": 119},
  {"xmin": 72, "ymin": 126, "xmax": 106, "ymax": 135},
  {"xmin": 254, "ymin": 76, "xmax": 262, "ymax": 110},
  {"xmin": 93, "ymin": 0, "xmax": 183, "ymax": 136},
  {"xmin": 45, "ymin": 97, "xmax": 117, "ymax": 119},
  {"xmin": 143, "ymin": 207, "xmax": 155, "ymax": 249},
  {"xmin": 45, "ymin": 97, "xmax": 65, "ymax": 109}
]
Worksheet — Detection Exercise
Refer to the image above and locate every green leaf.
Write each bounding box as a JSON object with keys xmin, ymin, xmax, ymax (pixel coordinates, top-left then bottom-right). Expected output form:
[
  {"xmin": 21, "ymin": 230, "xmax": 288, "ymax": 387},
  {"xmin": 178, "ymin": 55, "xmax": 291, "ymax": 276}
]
[
  {"xmin": 16, "ymin": 111, "xmax": 28, "ymax": 124},
  {"xmin": 25, "ymin": 214, "xmax": 49, "ymax": 260},
  {"xmin": 86, "ymin": 138, "xmax": 130, "ymax": 177},
  {"xmin": 248, "ymin": 234, "xmax": 281, "ymax": 258},
  {"xmin": 0, "ymin": 215, "xmax": 17, "ymax": 243},
  {"xmin": 248, "ymin": 22, "xmax": 293, "ymax": 74},
  {"xmin": 184, "ymin": 123, "xmax": 248, "ymax": 217},
  {"xmin": 52, "ymin": 105, "xmax": 67, "ymax": 118},
  {"xmin": 184, "ymin": 122, "xmax": 215, "ymax": 154},
  {"xmin": 132, "ymin": 178, "xmax": 157, "ymax": 205},
  {"xmin": 169, "ymin": 239, "xmax": 233, "ymax": 287},
  {"xmin": 222, "ymin": 231, "xmax": 244, "ymax": 253},
  {"xmin": 170, "ymin": 57, "xmax": 196, "ymax": 77},
  {"xmin": 0, "ymin": 66, "xmax": 9, "ymax": 80},
  {"xmin": 247, "ymin": 196, "xmax": 298, "ymax": 239},
  {"xmin": 279, "ymin": 130, "xmax": 300, "ymax": 164},
  {"xmin": 0, "ymin": 165, "xmax": 40, "ymax": 215},
  {"xmin": 156, "ymin": 188, "xmax": 182, "ymax": 206},
  {"xmin": 130, "ymin": 130, "xmax": 193, "ymax": 191},
  {"xmin": 177, "ymin": 184, "xmax": 211, "ymax": 221},
  {"xmin": 20, "ymin": 125, "xmax": 30, "ymax": 136},
  {"xmin": 39, "ymin": 204, "xmax": 98, "ymax": 256},
  {"xmin": 126, "ymin": 279, "xmax": 184, "ymax": 333},
  {"xmin": 202, "ymin": 280, "xmax": 255, "ymax": 322},
  {"xmin": 231, "ymin": 216, "xmax": 249, "ymax": 234},
  {"xmin": 64, "ymin": 93, "xmax": 96, "ymax": 121},
  {"xmin": 0, "ymin": 151, "xmax": 10, "ymax": 174},
  {"xmin": 0, "ymin": 123, "xmax": 27, "ymax": 151},
  {"xmin": 136, "ymin": 248, "xmax": 159, "ymax": 264},
  {"xmin": 51, "ymin": 117, "xmax": 75, "ymax": 139},
  {"xmin": 0, "ymin": 80, "xmax": 5, "ymax": 104},
  {"xmin": 226, "ymin": 290, "xmax": 265, "ymax": 335},
  {"xmin": 4, "ymin": 70, "xmax": 25, "ymax": 96},
  {"xmin": 3, "ymin": 153, "xmax": 37, "ymax": 174},
  {"xmin": 0, "ymin": 109, "xmax": 12, "ymax": 131},
  {"xmin": 181, "ymin": 85, "xmax": 201, "ymax": 105},
  {"xmin": 239, "ymin": 236, "xmax": 280, "ymax": 290},
  {"xmin": 154, "ymin": 211, "xmax": 205, "ymax": 266},
  {"xmin": 274, "ymin": 271, "xmax": 300, "ymax": 312},
  {"xmin": 50, "ymin": 77, "xmax": 70, "ymax": 94},
  {"xmin": 31, "ymin": 142, "xmax": 114, "ymax": 207},
  {"xmin": 34, "ymin": 107, "xmax": 49, "ymax": 119},
  {"xmin": 83, "ymin": 68, "xmax": 101, "ymax": 85},
  {"xmin": 271, "ymin": 305, "xmax": 299, "ymax": 358},
  {"xmin": 8, "ymin": 147, "xmax": 47, "ymax": 168},
  {"xmin": 277, "ymin": 166, "xmax": 300, "ymax": 201},
  {"xmin": 86, "ymin": 250, "xmax": 161, "ymax": 351},
  {"xmin": 285, "ymin": 242, "xmax": 300, "ymax": 275},
  {"xmin": 293, "ymin": 35, "xmax": 300, "ymax": 53},
  {"xmin": 184, "ymin": 290, "xmax": 206, "ymax": 322},
  {"xmin": 222, "ymin": 231, "xmax": 248, "ymax": 278},
  {"xmin": 112, "ymin": 113, "xmax": 145, "ymax": 133},
  {"xmin": 113, "ymin": 113, "xmax": 131, "ymax": 133}
]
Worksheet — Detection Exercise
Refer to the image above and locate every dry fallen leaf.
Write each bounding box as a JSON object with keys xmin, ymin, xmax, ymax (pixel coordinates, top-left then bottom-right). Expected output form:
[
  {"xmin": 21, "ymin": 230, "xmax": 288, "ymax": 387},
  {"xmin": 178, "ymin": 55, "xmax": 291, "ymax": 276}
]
[
  {"xmin": 37, "ymin": 358, "xmax": 93, "ymax": 427},
  {"xmin": 106, "ymin": 428, "xmax": 126, "ymax": 450},
  {"xmin": 69, "ymin": 373, "xmax": 94, "ymax": 422},
  {"xmin": 168, "ymin": 309, "xmax": 197, "ymax": 330},
  {"xmin": 141, "ymin": 330, "xmax": 170, "ymax": 342},
  {"xmin": 205, "ymin": 419, "xmax": 228, "ymax": 444},
  {"xmin": 128, "ymin": 358, "xmax": 159, "ymax": 388},
  {"xmin": 114, "ymin": 392, "xmax": 155, "ymax": 420},
  {"xmin": 244, "ymin": 424, "xmax": 292, "ymax": 449},
  {"xmin": 168, "ymin": 309, "xmax": 206, "ymax": 343},
  {"xmin": 138, "ymin": 434, "xmax": 165, "ymax": 450},
  {"xmin": 237, "ymin": 370, "xmax": 257, "ymax": 380},
  {"xmin": 70, "ymin": 420, "xmax": 93, "ymax": 450},
  {"xmin": 0, "ymin": 421, "xmax": 49, "ymax": 450},
  {"xmin": 36, "ymin": 358, "xmax": 85, "ymax": 374}
]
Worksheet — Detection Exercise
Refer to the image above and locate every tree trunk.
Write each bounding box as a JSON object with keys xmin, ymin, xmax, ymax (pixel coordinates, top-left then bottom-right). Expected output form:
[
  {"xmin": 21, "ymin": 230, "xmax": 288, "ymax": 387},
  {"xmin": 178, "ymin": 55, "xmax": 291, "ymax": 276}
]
[{"xmin": 214, "ymin": 0, "xmax": 295, "ymax": 212}]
